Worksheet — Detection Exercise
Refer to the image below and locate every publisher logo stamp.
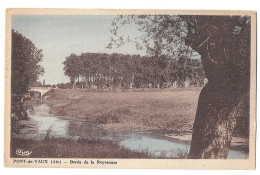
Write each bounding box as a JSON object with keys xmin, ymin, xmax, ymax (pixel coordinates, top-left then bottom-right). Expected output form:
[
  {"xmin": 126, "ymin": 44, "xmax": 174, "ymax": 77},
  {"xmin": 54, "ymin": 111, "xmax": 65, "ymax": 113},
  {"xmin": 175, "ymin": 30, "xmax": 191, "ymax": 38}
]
[{"xmin": 16, "ymin": 149, "xmax": 32, "ymax": 156}]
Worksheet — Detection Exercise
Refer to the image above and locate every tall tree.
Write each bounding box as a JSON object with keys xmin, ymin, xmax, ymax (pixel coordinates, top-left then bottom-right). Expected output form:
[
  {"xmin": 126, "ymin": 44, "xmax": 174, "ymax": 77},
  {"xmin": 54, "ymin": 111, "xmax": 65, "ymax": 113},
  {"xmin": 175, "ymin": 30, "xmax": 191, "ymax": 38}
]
[
  {"xmin": 185, "ymin": 16, "xmax": 250, "ymax": 159},
  {"xmin": 11, "ymin": 30, "xmax": 44, "ymax": 119},
  {"xmin": 63, "ymin": 53, "xmax": 83, "ymax": 89},
  {"xmin": 108, "ymin": 15, "xmax": 250, "ymax": 158}
]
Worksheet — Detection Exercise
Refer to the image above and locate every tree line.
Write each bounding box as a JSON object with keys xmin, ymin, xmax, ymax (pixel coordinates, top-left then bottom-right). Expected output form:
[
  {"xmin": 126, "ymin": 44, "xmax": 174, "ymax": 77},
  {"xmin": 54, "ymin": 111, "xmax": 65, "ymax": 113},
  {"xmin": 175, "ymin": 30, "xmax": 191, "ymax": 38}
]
[{"xmin": 63, "ymin": 52, "xmax": 205, "ymax": 89}]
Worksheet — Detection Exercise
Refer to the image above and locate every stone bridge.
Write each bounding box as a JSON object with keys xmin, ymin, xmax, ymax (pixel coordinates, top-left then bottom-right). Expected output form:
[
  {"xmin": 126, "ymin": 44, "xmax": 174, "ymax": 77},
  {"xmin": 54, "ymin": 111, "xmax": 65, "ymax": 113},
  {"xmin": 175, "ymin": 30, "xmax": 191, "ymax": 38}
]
[{"xmin": 28, "ymin": 87, "xmax": 53, "ymax": 98}]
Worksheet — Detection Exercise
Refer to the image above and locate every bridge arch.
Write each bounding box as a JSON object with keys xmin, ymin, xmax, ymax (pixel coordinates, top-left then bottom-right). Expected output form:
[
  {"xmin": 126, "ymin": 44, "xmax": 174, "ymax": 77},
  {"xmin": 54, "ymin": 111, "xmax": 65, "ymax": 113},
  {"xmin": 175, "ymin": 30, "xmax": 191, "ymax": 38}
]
[{"xmin": 28, "ymin": 87, "xmax": 53, "ymax": 98}]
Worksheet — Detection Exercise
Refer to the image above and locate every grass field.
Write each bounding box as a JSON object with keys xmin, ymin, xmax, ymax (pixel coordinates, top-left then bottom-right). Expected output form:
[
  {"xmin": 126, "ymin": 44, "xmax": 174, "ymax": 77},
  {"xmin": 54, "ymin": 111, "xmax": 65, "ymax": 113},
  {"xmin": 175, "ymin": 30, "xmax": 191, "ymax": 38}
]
[
  {"xmin": 46, "ymin": 88, "xmax": 201, "ymax": 132},
  {"xmin": 11, "ymin": 138, "xmax": 153, "ymax": 158}
]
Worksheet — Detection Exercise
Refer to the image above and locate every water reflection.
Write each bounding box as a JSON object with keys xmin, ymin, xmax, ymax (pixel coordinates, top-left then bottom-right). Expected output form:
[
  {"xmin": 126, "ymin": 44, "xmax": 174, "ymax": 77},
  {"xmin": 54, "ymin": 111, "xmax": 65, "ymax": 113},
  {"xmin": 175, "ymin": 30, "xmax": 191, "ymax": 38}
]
[
  {"xmin": 68, "ymin": 121, "xmax": 107, "ymax": 139},
  {"xmin": 119, "ymin": 132, "xmax": 248, "ymax": 159},
  {"xmin": 21, "ymin": 104, "xmax": 248, "ymax": 159},
  {"xmin": 24, "ymin": 104, "xmax": 107, "ymax": 139},
  {"xmin": 119, "ymin": 133, "xmax": 189, "ymax": 158}
]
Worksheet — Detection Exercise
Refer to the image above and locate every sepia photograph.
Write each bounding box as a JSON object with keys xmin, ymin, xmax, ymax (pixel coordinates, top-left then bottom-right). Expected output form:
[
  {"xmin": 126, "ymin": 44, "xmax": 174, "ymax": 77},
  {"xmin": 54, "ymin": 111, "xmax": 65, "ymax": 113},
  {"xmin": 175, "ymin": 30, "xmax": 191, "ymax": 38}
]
[{"xmin": 4, "ymin": 9, "xmax": 256, "ymax": 169}]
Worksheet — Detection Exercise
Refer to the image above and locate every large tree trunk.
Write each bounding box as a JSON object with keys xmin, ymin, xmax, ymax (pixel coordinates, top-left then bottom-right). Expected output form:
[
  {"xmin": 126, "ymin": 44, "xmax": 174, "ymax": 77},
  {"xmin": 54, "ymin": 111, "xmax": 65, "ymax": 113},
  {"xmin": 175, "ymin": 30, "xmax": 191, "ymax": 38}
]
[
  {"xmin": 188, "ymin": 52, "xmax": 246, "ymax": 159},
  {"xmin": 185, "ymin": 16, "xmax": 250, "ymax": 159},
  {"xmin": 188, "ymin": 82, "xmax": 244, "ymax": 158}
]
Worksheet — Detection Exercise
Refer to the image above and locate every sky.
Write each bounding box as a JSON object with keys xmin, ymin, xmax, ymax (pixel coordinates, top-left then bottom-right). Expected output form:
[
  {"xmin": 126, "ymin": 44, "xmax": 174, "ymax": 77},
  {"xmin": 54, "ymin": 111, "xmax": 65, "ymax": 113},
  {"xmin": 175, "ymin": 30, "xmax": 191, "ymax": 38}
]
[{"xmin": 12, "ymin": 15, "xmax": 145, "ymax": 84}]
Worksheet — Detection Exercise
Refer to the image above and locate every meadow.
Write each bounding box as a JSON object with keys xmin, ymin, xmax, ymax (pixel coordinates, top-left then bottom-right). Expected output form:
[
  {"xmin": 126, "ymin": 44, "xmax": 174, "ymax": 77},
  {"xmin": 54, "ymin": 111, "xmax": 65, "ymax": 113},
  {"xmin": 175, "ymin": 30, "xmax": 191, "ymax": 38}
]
[{"xmin": 46, "ymin": 88, "xmax": 201, "ymax": 133}]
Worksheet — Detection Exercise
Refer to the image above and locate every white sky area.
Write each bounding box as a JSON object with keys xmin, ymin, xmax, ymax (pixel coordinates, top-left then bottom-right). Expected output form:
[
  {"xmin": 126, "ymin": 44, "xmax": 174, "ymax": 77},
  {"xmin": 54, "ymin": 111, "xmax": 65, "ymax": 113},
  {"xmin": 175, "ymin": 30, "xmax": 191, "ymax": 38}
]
[{"xmin": 12, "ymin": 15, "xmax": 145, "ymax": 84}]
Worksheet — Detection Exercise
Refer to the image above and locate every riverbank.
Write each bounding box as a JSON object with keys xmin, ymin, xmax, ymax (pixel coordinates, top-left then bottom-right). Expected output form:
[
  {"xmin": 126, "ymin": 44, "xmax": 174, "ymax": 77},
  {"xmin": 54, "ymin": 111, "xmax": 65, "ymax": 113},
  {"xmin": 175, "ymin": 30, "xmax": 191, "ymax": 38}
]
[
  {"xmin": 45, "ymin": 88, "xmax": 248, "ymax": 136},
  {"xmin": 11, "ymin": 137, "xmax": 154, "ymax": 158},
  {"xmin": 41, "ymin": 88, "xmax": 249, "ymax": 154},
  {"xmin": 165, "ymin": 133, "xmax": 249, "ymax": 153},
  {"xmin": 46, "ymin": 88, "xmax": 201, "ymax": 133},
  {"xmin": 11, "ymin": 101, "xmax": 248, "ymax": 159}
]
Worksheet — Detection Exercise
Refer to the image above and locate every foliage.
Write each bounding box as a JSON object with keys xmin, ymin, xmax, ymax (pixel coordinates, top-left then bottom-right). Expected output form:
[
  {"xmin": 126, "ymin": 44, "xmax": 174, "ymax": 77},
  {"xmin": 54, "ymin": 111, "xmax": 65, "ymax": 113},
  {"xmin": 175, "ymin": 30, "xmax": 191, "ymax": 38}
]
[
  {"xmin": 63, "ymin": 52, "xmax": 205, "ymax": 89},
  {"xmin": 56, "ymin": 82, "xmax": 72, "ymax": 89},
  {"xmin": 107, "ymin": 15, "xmax": 251, "ymax": 158},
  {"xmin": 107, "ymin": 15, "xmax": 250, "ymax": 92},
  {"xmin": 11, "ymin": 30, "xmax": 44, "ymax": 96},
  {"xmin": 11, "ymin": 30, "xmax": 44, "ymax": 120}
]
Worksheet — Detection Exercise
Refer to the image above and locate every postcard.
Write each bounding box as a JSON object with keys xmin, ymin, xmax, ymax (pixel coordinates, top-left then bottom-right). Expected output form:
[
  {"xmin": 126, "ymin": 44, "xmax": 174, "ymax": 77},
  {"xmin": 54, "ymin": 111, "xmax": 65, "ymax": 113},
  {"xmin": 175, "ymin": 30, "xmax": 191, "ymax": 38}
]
[{"xmin": 4, "ymin": 8, "xmax": 256, "ymax": 169}]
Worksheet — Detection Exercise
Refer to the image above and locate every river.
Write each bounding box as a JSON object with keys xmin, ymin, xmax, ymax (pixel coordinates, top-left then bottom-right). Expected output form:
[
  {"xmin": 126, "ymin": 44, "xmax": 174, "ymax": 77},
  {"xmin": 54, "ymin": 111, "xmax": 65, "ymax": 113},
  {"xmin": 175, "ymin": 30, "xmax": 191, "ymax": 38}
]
[{"xmin": 19, "ymin": 103, "xmax": 248, "ymax": 159}]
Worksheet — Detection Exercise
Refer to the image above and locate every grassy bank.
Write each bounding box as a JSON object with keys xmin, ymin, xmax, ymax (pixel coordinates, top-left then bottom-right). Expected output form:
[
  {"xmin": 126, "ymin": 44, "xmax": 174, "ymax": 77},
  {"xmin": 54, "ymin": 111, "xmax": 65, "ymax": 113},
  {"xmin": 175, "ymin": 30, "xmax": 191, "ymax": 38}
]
[
  {"xmin": 46, "ymin": 88, "xmax": 201, "ymax": 132},
  {"xmin": 11, "ymin": 137, "xmax": 153, "ymax": 158}
]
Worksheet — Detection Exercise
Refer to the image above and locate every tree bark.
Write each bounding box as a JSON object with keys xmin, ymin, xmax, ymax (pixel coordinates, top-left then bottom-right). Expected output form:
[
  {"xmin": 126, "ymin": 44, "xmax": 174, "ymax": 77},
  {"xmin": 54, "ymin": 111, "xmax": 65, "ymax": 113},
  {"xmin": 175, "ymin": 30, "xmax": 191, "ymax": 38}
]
[
  {"xmin": 186, "ymin": 16, "xmax": 250, "ymax": 159},
  {"xmin": 188, "ymin": 51, "xmax": 246, "ymax": 159},
  {"xmin": 188, "ymin": 82, "xmax": 244, "ymax": 158}
]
